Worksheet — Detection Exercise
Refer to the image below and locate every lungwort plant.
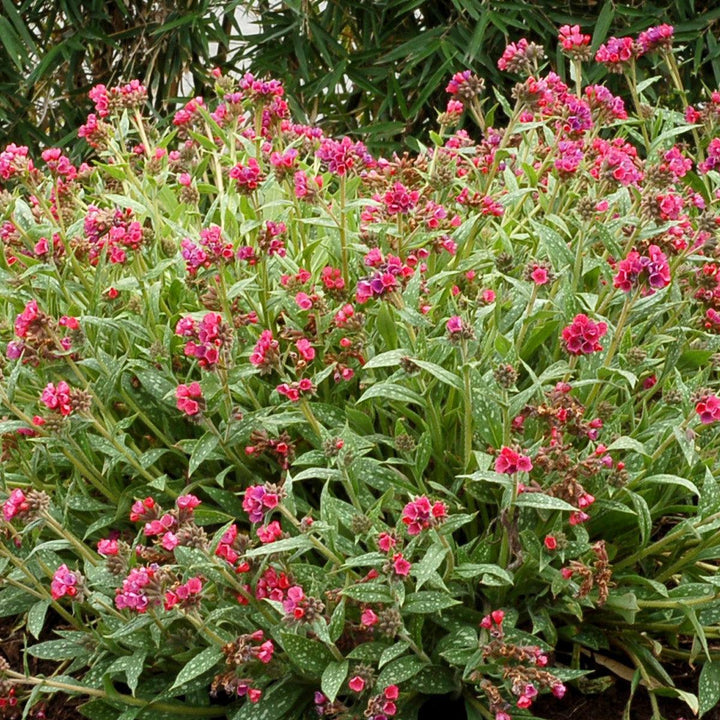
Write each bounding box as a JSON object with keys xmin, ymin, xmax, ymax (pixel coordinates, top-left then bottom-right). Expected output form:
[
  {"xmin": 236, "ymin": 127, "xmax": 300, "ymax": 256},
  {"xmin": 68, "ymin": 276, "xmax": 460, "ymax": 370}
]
[{"xmin": 3, "ymin": 25, "xmax": 720, "ymax": 720}]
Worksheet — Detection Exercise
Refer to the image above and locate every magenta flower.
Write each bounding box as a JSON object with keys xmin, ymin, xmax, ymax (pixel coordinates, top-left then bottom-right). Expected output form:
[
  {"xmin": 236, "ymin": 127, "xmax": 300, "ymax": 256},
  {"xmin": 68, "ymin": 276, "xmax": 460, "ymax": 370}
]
[
  {"xmin": 382, "ymin": 182, "xmax": 420, "ymax": 216},
  {"xmin": 636, "ymin": 24, "xmax": 674, "ymax": 56},
  {"xmin": 495, "ymin": 446, "xmax": 533, "ymax": 474},
  {"xmin": 697, "ymin": 394, "xmax": 720, "ymax": 424},
  {"xmin": 361, "ymin": 608, "xmax": 379, "ymax": 627},
  {"xmin": 392, "ymin": 553, "xmax": 412, "ymax": 577},
  {"xmin": 595, "ymin": 36, "xmax": 635, "ymax": 72},
  {"xmin": 243, "ymin": 484, "xmax": 280, "ymax": 523},
  {"xmin": 51, "ymin": 564, "xmax": 80, "ymax": 600},
  {"xmin": 561, "ymin": 314, "xmax": 607, "ymax": 355},
  {"xmin": 177, "ymin": 494, "xmax": 201, "ymax": 511},
  {"xmin": 349, "ymin": 676, "xmax": 366, "ymax": 693},
  {"xmin": 3, "ymin": 488, "xmax": 28, "ymax": 521},
  {"xmin": 97, "ymin": 538, "xmax": 119, "ymax": 556},
  {"xmin": 176, "ymin": 382, "xmax": 203, "ymax": 416},
  {"xmin": 229, "ymin": 158, "xmax": 264, "ymax": 192},
  {"xmin": 40, "ymin": 381, "xmax": 73, "ymax": 416},
  {"xmin": 558, "ymin": 24, "xmax": 591, "ymax": 57},
  {"xmin": 613, "ymin": 245, "xmax": 670, "ymax": 293},
  {"xmin": 401, "ymin": 496, "xmax": 448, "ymax": 535}
]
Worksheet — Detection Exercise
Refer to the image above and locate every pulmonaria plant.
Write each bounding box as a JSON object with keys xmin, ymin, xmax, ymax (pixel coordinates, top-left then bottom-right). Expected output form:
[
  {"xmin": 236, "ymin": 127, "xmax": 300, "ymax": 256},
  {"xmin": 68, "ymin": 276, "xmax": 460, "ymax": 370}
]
[{"xmin": 1, "ymin": 25, "xmax": 720, "ymax": 720}]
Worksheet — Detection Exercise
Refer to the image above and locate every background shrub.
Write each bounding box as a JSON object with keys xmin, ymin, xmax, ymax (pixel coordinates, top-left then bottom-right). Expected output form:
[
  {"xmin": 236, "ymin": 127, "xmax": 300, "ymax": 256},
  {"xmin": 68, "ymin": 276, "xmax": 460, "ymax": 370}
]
[{"xmin": 3, "ymin": 0, "xmax": 720, "ymax": 152}]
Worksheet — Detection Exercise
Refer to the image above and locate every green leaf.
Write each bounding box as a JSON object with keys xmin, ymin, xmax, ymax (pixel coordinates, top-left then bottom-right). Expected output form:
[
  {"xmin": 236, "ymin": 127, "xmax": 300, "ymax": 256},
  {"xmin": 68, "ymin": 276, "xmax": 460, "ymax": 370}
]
[
  {"xmin": 532, "ymin": 221, "xmax": 573, "ymax": 268},
  {"xmin": 699, "ymin": 660, "xmax": 720, "ymax": 717},
  {"xmin": 188, "ymin": 431, "xmax": 219, "ymax": 476},
  {"xmin": 379, "ymin": 641, "xmax": 409, "ymax": 668},
  {"xmin": 412, "ymin": 544, "xmax": 447, "ymax": 590},
  {"xmin": 376, "ymin": 656, "xmax": 427, "ymax": 688},
  {"xmin": 403, "ymin": 591, "xmax": 461, "ymax": 614},
  {"xmin": 341, "ymin": 584, "xmax": 395, "ymax": 604},
  {"xmin": 328, "ymin": 600, "xmax": 346, "ymax": 643},
  {"xmin": 246, "ymin": 535, "xmax": 314, "ymax": 557},
  {"xmin": 28, "ymin": 638, "xmax": 88, "ymax": 661},
  {"xmin": 356, "ymin": 382, "xmax": 425, "ymax": 406},
  {"xmin": 591, "ymin": 0, "xmax": 614, "ymax": 51},
  {"xmin": 280, "ymin": 633, "xmax": 334, "ymax": 676},
  {"xmin": 321, "ymin": 660, "xmax": 348, "ymax": 702},
  {"xmin": 230, "ymin": 681, "xmax": 306, "ymax": 720},
  {"xmin": 363, "ymin": 349, "xmax": 410, "ymax": 369},
  {"xmin": 453, "ymin": 564, "xmax": 513, "ymax": 585},
  {"xmin": 606, "ymin": 436, "xmax": 649, "ymax": 456},
  {"xmin": 26, "ymin": 600, "xmax": 50, "ymax": 640},
  {"xmin": 642, "ymin": 474, "xmax": 699, "ymax": 496},
  {"xmin": 108, "ymin": 650, "xmax": 146, "ymax": 696},
  {"xmin": 605, "ymin": 592, "xmax": 640, "ymax": 623},
  {"xmin": 514, "ymin": 494, "xmax": 578, "ymax": 512},
  {"xmin": 170, "ymin": 646, "xmax": 223, "ymax": 689},
  {"xmin": 411, "ymin": 360, "xmax": 463, "ymax": 390}
]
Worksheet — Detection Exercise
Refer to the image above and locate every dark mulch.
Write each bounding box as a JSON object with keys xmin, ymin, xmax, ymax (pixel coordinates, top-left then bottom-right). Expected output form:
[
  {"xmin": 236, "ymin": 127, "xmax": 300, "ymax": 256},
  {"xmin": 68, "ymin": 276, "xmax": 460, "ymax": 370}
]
[
  {"xmin": 0, "ymin": 613, "xmax": 83, "ymax": 720},
  {"xmin": 3, "ymin": 610, "xmax": 719, "ymax": 720}
]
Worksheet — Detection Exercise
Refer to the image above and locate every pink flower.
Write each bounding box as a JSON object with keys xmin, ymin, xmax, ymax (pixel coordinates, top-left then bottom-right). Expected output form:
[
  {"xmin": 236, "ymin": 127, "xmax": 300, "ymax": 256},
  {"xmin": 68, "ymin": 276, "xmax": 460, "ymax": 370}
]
[
  {"xmin": 558, "ymin": 24, "xmax": 591, "ymax": 55},
  {"xmin": 282, "ymin": 585, "xmax": 306, "ymax": 618},
  {"xmin": 561, "ymin": 314, "xmax": 607, "ymax": 355},
  {"xmin": 3, "ymin": 489, "xmax": 28, "ymax": 521},
  {"xmin": 446, "ymin": 315, "xmax": 463, "ymax": 334},
  {"xmin": 544, "ymin": 535, "xmax": 557, "ymax": 551},
  {"xmin": 255, "ymin": 639, "xmax": 275, "ymax": 664},
  {"xmin": 97, "ymin": 538, "xmax": 119, "ymax": 556},
  {"xmin": 40, "ymin": 381, "xmax": 73, "ymax": 416},
  {"xmin": 349, "ymin": 676, "xmax": 366, "ymax": 693},
  {"xmin": 384, "ymin": 685, "xmax": 399, "ymax": 700},
  {"xmin": 595, "ymin": 36, "xmax": 635, "ymax": 72},
  {"xmin": 129, "ymin": 497, "xmax": 157, "ymax": 522},
  {"xmin": 51, "ymin": 564, "xmax": 79, "ymax": 600},
  {"xmin": 401, "ymin": 496, "xmax": 448, "ymax": 535},
  {"xmin": 361, "ymin": 609, "xmax": 379, "ymax": 627},
  {"xmin": 296, "ymin": 338, "xmax": 315, "ymax": 362},
  {"xmin": 164, "ymin": 576, "xmax": 203, "ymax": 610},
  {"xmin": 177, "ymin": 494, "xmax": 201, "ymax": 511},
  {"xmin": 176, "ymin": 382, "xmax": 204, "ymax": 416},
  {"xmin": 377, "ymin": 532, "xmax": 397, "ymax": 552},
  {"xmin": 697, "ymin": 394, "xmax": 720, "ymax": 424},
  {"xmin": 530, "ymin": 265, "xmax": 549, "ymax": 285},
  {"xmin": 243, "ymin": 485, "xmax": 280, "ymax": 524},
  {"xmin": 392, "ymin": 553, "xmax": 411, "ymax": 577},
  {"xmin": 257, "ymin": 520, "xmax": 283, "ymax": 544},
  {"xmin": 636, "ymin": 24, "xmax": 674, "ymax": 56},
  {"xmin": 495, "ymin": 447, "xmax": 533, "ymax": 474},
  {"xmin": 161, "ymin": 532, "xmax": 179, "ymax": 551},
  {"xmin": 613, "ymin": 245, "xmax": 671, "ymax": 293}
]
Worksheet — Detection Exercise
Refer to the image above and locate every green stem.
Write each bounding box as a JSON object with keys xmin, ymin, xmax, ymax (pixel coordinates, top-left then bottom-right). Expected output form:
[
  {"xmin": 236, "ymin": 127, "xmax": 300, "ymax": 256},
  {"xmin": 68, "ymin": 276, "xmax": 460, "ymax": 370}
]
[
  {"xmin": 5, "ymin": 669, "xmax": 227, "ymax": 716},
  {"xmin": 585, "ymin": 291, "xmax": 635, "ymax": 407},
  {"xmin": 461, "ymin": 341, "xmax": 474, "ymax": 472}
]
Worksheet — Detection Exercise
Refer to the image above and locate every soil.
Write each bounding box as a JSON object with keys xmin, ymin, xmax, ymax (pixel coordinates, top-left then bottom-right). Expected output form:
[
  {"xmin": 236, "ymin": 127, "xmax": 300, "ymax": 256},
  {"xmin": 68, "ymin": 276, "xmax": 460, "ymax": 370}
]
[
  {"xmin": 4, "ymin": 610, "xmax": 720, "ymax": 720},
  {"xmin": 0, "ymin": 612, "xmax": 83, "ymax": 720}
]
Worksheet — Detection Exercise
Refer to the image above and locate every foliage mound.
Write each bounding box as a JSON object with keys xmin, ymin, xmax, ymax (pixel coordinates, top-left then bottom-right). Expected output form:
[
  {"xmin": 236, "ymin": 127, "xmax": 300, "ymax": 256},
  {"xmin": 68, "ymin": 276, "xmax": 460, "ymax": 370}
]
[{"xmin": 3, "ymin": 24, "xmax": 720, "ymax": 720}]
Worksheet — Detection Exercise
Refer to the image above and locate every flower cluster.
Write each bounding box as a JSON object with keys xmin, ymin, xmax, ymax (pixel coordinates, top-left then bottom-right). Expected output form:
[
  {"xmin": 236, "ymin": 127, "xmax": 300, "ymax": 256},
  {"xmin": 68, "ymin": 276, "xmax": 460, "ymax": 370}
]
[
  {"xmin": 401, "ymin": 496, "xmax": 448, "ymax": 535},
  {"xmin": 175, "ymin": 313, "xmax": 231, "ymax": 369},
  {"xmin": 613, "ymin": 245, "xmax": 671, "ymax": 293},
  {"xmin": 561, "ymin": 314, "xmax": 608, "ymax": 356}
]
